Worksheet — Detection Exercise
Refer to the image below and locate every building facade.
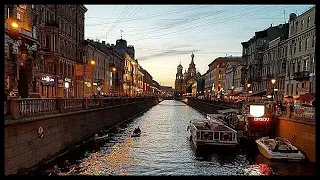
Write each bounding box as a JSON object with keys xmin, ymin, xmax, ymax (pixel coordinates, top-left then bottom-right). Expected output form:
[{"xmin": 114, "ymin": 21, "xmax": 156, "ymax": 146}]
[
  {"xmin": 285, "ymin": 7, "xmax": 316, "ymax": 99},
  {"xmin": 241, "ymin": 23, "xmax": 289, "ymax": 96},
  {"xmin": 208, "ymin": 56, "xmax": 242, "ymax": 98},
  {"xmin": 5, "ymin": 4, "xmax": 40, "ymax": 98}
]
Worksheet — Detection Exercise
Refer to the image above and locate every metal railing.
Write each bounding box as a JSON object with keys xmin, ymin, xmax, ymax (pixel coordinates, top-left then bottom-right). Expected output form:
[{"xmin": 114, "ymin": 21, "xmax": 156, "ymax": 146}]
[{"xmin": 5, "ymin": 97, "xmax": 156, "ymax": 120}]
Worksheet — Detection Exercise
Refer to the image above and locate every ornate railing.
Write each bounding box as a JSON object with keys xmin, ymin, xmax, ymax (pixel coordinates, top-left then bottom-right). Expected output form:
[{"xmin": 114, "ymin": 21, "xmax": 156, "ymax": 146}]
[
  {"xmin": 292, "ymin": 106, "xmax": 315, "ymax": 120},
  {"xmin": 5, "ymin": 97, "xmax": 156, "ymax": 120}
]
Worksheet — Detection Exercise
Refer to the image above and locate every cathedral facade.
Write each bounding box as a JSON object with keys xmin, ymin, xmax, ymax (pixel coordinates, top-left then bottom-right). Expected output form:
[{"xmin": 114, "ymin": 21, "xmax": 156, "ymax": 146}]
[{"xmin": 175, "ymin": 53, "xmax": 200, "ymax": 95}]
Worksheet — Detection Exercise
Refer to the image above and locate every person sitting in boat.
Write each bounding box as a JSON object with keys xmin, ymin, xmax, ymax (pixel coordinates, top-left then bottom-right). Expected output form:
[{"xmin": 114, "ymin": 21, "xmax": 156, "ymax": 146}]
[
  {"xmin": 48, "ymin": 165, "xmax": 61, "ymax": 176},
  {"xmin": 133, "ymin": 126, "xmax": 141, "ymax": 134},
  {"xmin": 61, "ymin": 160, "xmax": 71, "ymax": 172}
]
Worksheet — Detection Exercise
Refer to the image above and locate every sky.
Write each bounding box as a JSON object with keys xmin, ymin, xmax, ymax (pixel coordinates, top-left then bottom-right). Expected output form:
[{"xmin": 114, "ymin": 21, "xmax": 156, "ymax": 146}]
[{"xmin": 84, "ymin": 4, "xmax": 314, "ymax": 87}]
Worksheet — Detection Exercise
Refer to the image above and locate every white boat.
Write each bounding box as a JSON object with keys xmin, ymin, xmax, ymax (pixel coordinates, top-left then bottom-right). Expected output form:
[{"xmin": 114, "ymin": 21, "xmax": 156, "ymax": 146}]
[
  {"xmin": 255, "ymin": 136, "xmax": 305, "ymax": 161},
  {"xmin": 187, "ymin": 118, "xmax": 238, "ymax": 148}
]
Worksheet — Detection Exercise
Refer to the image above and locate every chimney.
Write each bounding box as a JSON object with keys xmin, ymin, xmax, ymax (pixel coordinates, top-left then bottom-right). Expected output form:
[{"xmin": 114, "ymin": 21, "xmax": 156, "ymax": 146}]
[{"xmin": 102, "ymin": 41, "xmax": 105, "ymax": 44}]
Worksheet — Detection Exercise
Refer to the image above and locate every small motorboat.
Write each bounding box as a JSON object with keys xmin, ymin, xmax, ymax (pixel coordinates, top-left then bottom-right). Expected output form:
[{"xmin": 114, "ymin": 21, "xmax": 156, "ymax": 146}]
[
  {"xmin": 93, "ymin": 134, "xmax": 109, "ymax": 141},
  {"xmin": 131, "ymin": 127, "xmax": 141, "ymax": 137},
  {"xmin": 131, "ymin": 132, "xmax": 141, "ymax": 137},
  {"xmin": 255, "ymin": 136, "xmax": 305, "ymax": 161}
]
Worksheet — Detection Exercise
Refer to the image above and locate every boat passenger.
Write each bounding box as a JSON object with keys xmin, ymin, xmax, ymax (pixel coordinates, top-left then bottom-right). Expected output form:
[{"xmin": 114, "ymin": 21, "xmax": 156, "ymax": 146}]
[
  {"xmin": 134, "ymin": 126, "xmax": 141, "ymax": 134},
  {"xmin": 61, "ymin": 160, "xmax": 71, "ymax": 172},
  {"xmin": 49, "ymin": 165, "xmax": 61, "ymax": 176}
]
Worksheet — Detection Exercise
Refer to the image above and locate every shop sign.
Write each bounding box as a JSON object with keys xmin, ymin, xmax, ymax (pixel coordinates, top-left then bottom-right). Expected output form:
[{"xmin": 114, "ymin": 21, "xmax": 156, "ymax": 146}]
[
  {"xmin": 41, "ymin": 76, "xmax": 55, "ymax": 85},
  {"xmin": 65, "ymin": 77, "xmax": 71, "ymax": 82},
  {"xmin": 42, "ymin": 76, "xmax": 54, "ymax": 82},
  {"xmin": 253, "ymin": 117, "xmax": 270, "ymax": 122}
]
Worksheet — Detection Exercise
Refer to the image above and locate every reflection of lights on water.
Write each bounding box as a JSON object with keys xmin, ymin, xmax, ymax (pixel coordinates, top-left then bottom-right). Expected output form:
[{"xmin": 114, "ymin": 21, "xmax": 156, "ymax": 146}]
[
  {"xmin": 244, "ymin": 164, "xmax": 272, "ymax": 176},
  {"xmin": 79, "ymin": 138, "xmax": 135, "ymax": 175}
]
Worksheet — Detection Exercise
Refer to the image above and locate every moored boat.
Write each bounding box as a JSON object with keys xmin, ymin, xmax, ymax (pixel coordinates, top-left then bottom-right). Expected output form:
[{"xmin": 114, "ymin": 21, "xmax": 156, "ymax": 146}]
[
  {"xmin": 255, "ymin": 136, "xmax": 305, "ymax": 161},
  {"xmin": 188, "ymin": 118, "xmax": 238, "ymax": 149}
]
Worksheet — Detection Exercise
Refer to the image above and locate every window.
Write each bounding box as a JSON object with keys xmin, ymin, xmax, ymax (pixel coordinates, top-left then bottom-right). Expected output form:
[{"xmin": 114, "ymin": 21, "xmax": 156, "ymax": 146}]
[
  {"xmin": 295, "ymin": 21, "xmax": 299, "ymax": 32},
  {"xmin": 307, "ymin": 16, "xmax": 311, "ymax": 28},
  {"xmin": 282, "ymin": 61, "xmax": 286, "ymax": 71},
  {"xmin": 292, "ymin": 62, "xmax": 295, "ymax": 75},
  {"xmin": 32, "ymin": 4, "xmax": 35, "ymax": 9},
  {"xmin": 312, "ymin": 36, "xmax": 315, "ymax": 47},
  {"xmin": 293, "ymin": 43, "xmax": 296, "ymax": 54},
  {"xmin": 45, "ymin": 36, "xmax": 50, "ymax": 48},
  {"xmin": 46, "ymin": 10, "xmax": 49, "ymax": 22},
  {"xmin": 17, "ymin": 13, "xmax": 21, "ymax": 20},
  {"xmin": 301, "ymin": 20, "xmax": 304, "ymax": 30},
  {"xmin": 290, "ymin": 45, "xmax": 292, "ymax": 56},
  {"xmin": 304, "ymin": 59, "xmax": 308, "ymax": 71},
  {"xmin": 296, "ymin": 83, "xmax": 299, "ymax": 95},
  {"xmin": 305, "ymin": 38, "xmax": 309, "ymax": 50},
  {"xmin": 287, "ymin": 84, "xmax": 289, "ymax": 95},
  {"xmin": 299, "ymin": 41, "xmax": 302, "ymax": 51},
  {"xmin": 291, "ymin": 84, "xmax": 294, "ymax": 96}
]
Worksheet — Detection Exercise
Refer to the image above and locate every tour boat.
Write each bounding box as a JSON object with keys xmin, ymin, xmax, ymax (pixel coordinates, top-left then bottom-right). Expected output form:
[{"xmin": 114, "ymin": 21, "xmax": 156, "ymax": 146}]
[
  {"xmin": 255, "ymin": 136, "xmax": 305, "ymax": 161},
  {"xmin": 187, "ymin": 118, "xmax": 238, "ymax": 149}
]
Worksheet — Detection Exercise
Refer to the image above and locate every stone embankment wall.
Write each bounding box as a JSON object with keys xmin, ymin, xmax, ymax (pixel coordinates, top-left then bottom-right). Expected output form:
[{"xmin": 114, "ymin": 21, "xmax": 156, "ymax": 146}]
[{"xmin": 5, "ymin": 98, "xmax": 159, "ymax": 175}]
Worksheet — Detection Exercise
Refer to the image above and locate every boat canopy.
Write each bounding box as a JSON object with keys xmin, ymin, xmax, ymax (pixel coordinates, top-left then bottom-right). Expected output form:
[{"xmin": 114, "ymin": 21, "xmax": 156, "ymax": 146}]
[{"xmin": 217, "ymin": 108, "xmax": 239, "ymax": 114}]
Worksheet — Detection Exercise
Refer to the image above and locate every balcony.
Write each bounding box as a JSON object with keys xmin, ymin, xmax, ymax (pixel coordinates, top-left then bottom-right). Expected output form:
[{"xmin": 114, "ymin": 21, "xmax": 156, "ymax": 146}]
[
  {"xmin": 293, "ymin": 71, "xmax": 310, "ymax": 81},
  {"xmin": 254, "ymin": 75, "xmax": 262, "ymax": 82},
  {"xmin": 44, "ymin": 20, "xmax": 59, "ymax": 28}
]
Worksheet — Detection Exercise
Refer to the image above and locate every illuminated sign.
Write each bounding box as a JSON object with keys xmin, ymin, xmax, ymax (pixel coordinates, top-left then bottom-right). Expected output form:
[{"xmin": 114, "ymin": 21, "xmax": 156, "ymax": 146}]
[
  {"xmin": 249, "ymin": 105, "xmax": 265, "ymax": 117},
  {"xmin": 42, "ymin": 76, "xmax": 54, "ymax": 82},
  {"xmin": 253, "ymin": 117, "xmax": 270, "ymax": 122},
  {"xmin": 65, "ymin": 78, "xmax": 71, "ymax": 82}
]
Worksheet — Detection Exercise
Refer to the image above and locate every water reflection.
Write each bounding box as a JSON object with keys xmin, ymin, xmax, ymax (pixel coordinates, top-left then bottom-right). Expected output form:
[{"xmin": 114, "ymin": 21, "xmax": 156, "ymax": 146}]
[{"xmin": 28, "ymin": 100, "xmax": 315, "ymax": 176}]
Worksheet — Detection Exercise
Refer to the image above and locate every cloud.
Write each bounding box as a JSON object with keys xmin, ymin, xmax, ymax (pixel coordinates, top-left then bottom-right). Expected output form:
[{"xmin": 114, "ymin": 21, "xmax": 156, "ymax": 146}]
[{"xmin": 138, "ymin": 48, "xmax": 201, "ymax": 61}]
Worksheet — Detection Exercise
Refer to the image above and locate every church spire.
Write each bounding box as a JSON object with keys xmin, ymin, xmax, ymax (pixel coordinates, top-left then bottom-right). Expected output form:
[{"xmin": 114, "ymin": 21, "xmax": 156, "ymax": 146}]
[{"xmin": 191, "ymin": 52, "xmax": 194, "ymax": 64}]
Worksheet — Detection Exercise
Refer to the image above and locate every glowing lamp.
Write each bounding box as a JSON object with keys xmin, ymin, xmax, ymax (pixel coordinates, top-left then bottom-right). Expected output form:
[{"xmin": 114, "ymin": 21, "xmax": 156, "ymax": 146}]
[
  {"xmin": 90, "ymin": 60, "xmax": 96, "ymax": 65},
  {"xmin": 249, "ymin": 105, "xmax": 265, "ymax": 117},
  {"xmin": 11, "ymin": 22, "xmax": 19, "ymax": 28}
]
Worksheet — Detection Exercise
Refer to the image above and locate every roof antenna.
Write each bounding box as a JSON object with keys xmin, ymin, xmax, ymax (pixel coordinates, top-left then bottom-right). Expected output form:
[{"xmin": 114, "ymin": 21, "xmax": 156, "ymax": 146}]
[{"xmin": 120, "ymin": 30, "xmax": 123, "ymax": 39}]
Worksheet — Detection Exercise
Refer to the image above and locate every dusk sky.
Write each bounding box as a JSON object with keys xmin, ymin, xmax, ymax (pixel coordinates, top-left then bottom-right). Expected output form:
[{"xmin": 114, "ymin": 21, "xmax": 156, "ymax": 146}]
[{"xmin": 84, "ymin": 5, "xmax": 314, "ymax": 87}]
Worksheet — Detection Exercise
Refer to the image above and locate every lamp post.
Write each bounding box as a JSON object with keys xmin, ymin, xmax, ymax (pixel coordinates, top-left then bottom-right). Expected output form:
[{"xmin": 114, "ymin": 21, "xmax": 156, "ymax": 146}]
[
  {"xmin": 271, "ymin": 78, "xmax": 276, "ymax": 115},
  {"xmin": 8, "ymin": 18, "xmax": 20, "ymax": 94},
  {"xmin": 112, "ymin": 67, "xmax": 116, "ymax": 96}
]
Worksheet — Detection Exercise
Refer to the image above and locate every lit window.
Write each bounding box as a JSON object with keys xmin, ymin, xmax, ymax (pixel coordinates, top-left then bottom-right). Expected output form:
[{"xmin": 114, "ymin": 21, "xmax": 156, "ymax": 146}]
[{"xmin": 17, "ymin": 13, "xmax": 21, "ymax": 20}]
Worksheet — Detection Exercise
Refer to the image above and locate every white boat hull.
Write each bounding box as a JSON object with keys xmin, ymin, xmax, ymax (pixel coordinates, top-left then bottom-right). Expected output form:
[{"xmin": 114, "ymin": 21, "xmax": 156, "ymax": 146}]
[{"xmin": 256, "ymin": 138, "xmax": 305, "ymax": 161}]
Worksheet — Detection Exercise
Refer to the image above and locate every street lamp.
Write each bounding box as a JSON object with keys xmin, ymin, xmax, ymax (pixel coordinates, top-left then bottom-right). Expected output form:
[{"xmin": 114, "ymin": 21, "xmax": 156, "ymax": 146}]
[
  {"xmin": 271, "ymin": 78, "xmax": 276, "ymax": 101},
  {"xmin": 90, "ymin": 60, "xmax": 96, "ymax": 66},
  {"xmin": 112, "ymin": 67, "xmax": 116, "ymax": 96},
  {"xmin": 271, "ymin": 78, "xmax": 276, "ymax": 114}
]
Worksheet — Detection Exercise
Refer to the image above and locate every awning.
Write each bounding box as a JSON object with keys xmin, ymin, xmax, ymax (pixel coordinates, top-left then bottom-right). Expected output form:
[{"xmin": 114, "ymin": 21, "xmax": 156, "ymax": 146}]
[
  {"xmin": 247, "ymin": 90, "xmax": 267, "ymax": 97},
  {"xmin": 218, "ymin": 108, "xmax": 240, "ymax": 114},
  {"xmin": 295, "ymin": 93, "xmax": 315, "ymax": 101}
]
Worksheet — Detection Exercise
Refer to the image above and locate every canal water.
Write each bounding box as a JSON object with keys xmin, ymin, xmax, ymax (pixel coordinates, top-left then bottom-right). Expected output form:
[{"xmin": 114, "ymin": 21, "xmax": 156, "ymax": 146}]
[{"xmin": 28, "ymin": 100, "xmax": 316, "ymax": 176}]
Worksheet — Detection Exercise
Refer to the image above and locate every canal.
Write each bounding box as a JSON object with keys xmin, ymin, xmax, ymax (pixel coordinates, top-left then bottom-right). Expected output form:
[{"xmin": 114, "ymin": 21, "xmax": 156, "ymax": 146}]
[{"xmin": 27, "ymin": 100, "xmax": 316, "ymax": 176}]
